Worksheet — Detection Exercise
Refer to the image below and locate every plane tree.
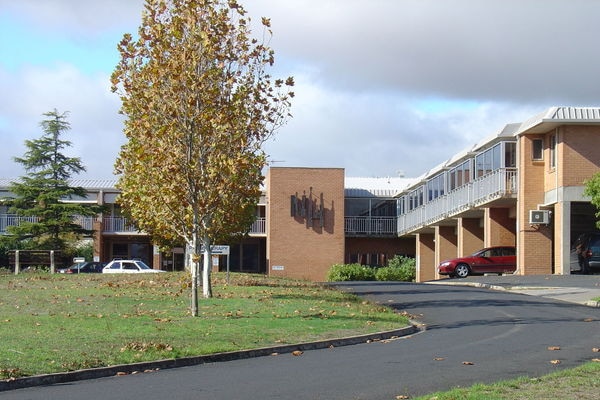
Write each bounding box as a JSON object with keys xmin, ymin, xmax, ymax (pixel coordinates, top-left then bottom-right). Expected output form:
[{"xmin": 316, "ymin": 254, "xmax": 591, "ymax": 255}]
[{"xmin": 111, "ymin": 0, "xmax": 293, "ymax": 314}]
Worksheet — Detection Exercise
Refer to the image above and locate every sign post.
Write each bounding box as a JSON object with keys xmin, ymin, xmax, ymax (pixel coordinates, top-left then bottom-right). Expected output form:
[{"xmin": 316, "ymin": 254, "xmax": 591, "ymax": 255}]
[{"xmin": 201, "ymin": 245, "xmax": 231, "ymax": 284}]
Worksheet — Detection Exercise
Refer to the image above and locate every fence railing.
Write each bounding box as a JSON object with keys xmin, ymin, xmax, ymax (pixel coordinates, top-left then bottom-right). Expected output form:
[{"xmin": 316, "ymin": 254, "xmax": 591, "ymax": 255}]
[
  {"xmin": 345, "ymin": 216, "xmax": 397, "ymax": 236},
  {"xmin": 1, "ymin": 214, "xmax": 268, "ymax": 236},
  {"xmin": 250, "ymin": 217, "xmax": 266, "ymax": 235},
  {"xmin": 398, "ymin": 168, "xmax": 517, "ymax": 235}
]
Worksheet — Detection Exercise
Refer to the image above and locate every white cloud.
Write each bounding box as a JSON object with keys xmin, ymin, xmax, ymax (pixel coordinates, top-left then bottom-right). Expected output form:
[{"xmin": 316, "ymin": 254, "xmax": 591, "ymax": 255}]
[
  {"xmin": 2, "ymin": 0, "xmax": 599, "ymax": 181},
  {"xmin": 0, "ymin": 63, "xmax": 123, "ymax": 178}
]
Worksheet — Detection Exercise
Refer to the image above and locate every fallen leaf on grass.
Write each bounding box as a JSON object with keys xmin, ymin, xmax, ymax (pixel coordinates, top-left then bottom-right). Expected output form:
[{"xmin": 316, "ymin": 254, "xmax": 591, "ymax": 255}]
[
  {"xmin": 592, "ymin": 358, "xmax": 600, "ymax": 362},
  {"xmin": 547, "ymin": 346, "xmax": 561, "ymax": 351}
]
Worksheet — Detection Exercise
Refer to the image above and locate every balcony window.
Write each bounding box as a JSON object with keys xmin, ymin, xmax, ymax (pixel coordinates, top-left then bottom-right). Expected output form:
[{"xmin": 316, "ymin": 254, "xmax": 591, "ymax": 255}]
[
  {"xmin": 448, "ymin": 160, "xmax": 472, "ymax": 191},
  {"xmin": 345, "ymin": 198, "xmax": 396, "ymax": 217},
  {"xmin": 408, "ymin": 187, "xmax": 424, "ymax": 211},
  {"xmin": 476, "ymin": 143, "xmax": 502, "ymax": 177},
  {"xmin": 504, "ymin": 142, "xmax": 516, "ymax": 168},
  {"xmin": 426, "ymin": 173, "xmax": 445, "ymax": 201}
]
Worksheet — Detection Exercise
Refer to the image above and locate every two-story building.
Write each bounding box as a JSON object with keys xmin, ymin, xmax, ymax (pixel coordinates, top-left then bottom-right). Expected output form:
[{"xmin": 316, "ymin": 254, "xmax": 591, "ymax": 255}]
[{"xmin": 2, "ymin": 106, "xmax": 600, "ymax": 281}]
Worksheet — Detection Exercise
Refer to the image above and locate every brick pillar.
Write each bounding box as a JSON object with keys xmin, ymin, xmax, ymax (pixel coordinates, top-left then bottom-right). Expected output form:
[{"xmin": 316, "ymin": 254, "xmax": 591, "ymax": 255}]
[
  {"xmin": 93, "ymin": 219, "xmax": 103, "ymax": 262},
  {"xmin": 435, "ymin": 225, "xmax": 457, "ymax": 280},
  {"xmin": 458, "ymin": 217, "xmax": 484, "ymax": 257},
  {"xmin": 416, "ymin": 232, "xmax": 435, "ymax": 282}
]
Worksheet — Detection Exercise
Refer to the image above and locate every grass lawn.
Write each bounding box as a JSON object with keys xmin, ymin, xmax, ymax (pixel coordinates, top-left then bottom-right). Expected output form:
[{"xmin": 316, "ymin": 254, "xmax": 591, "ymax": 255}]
[
  {"xmin": 0, "ymin": 272, "xmax": 409, "ymax": 378},
  {"xmin": 413, "ymin": 361, "xmax": 600, "ymax": 400}
]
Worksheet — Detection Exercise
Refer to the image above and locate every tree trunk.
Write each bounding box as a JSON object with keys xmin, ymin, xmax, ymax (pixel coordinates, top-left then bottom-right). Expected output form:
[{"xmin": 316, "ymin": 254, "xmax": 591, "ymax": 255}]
[
  {"xmin": 202, "ymin": 235, "xmax": 213, "ymax": 298},
  {"xmin": 190, "ymin": 236, "xmax": 200, "ymax": 316}
]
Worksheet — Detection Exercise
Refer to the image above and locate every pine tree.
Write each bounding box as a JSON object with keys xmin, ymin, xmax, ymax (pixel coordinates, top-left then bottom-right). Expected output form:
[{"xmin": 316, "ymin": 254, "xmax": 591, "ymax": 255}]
[{"xmin": 5, "ymin": 109, "xmax": 103, "ymax": 250}]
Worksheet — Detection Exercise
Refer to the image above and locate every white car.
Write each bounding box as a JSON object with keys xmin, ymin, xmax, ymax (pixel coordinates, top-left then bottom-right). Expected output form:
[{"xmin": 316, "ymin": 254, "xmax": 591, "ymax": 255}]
[{"xmin": 102, "ymin": 259, "xmax": 165, "ymax": 274}]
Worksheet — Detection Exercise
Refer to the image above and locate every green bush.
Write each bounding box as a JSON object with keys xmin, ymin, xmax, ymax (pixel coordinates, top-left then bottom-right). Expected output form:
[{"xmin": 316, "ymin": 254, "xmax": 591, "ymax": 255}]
[
  {"xmin": 376, "ymin": 256, "xmax": 416, "ymax": 282},
  {"xmin": 326, "ymin": 263, "xmax": 376, "ymax": 281},
  {"xmin": 327, "ymin": 256, "xmax": 416, "ymax": 282}
]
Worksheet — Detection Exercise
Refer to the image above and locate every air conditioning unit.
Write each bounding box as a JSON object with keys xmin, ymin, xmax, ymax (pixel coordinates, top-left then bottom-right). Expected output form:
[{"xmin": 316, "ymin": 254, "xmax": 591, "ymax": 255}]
[{"xmin": 529, "ymin": 210, "xmax": 550, "ymax": 225}]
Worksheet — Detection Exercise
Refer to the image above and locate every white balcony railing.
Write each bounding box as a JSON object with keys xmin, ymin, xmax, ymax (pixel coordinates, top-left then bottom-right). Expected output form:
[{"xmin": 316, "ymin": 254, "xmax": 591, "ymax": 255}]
[
  {"xmin": 250, "ymin": 217, "xmax": 266, "ymax": 235},
  {"xmin": 398, "ymin": 168, "xmax": 517, "ymax": 236},
  {"xmin": 1, "ymin": 215, "xmax": 267, "ymax": 236},
  {"xmin": 345, "ymin": 216, "xmax": 397, "ymax": 236},
  {"xmin": 101, "ymin": 216, "xmax": 140, "ymax": 233}
]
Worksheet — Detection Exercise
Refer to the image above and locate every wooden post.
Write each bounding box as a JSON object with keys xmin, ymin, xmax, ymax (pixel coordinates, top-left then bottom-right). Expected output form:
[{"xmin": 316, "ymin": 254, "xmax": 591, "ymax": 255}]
[{"xmin": 15, "ymin": 250, "xmax": 20, "ymax": 275}]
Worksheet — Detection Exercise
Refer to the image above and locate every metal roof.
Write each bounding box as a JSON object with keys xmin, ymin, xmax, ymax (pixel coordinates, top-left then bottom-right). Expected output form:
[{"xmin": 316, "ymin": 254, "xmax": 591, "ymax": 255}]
[
  {"xmin": 345, "ymin": 177, "xmax": 416, "ymax": 197},
  {"xmin": 517, "ymin": 106, "xmax": 600, "ymax": 135},
  {"xmin": 0, "ymin": 178, "xmax": 119, "ymax": 191}
]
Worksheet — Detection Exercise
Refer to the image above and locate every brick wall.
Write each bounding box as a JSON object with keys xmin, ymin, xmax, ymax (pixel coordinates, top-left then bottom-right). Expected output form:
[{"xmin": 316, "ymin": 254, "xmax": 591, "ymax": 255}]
[
  {"xmin": 266, "ymin": 167, "xmax": 345, "ymax": 281},
  {"xmin": 459, "ymin": 217, "xmax": 484, "ymax": 255},
  {"xmin": 561, "ymin": 125, "xmax": 600, "ymax": 187},
  {"xmin": 517, "ymin": 135, "xmax": 553, "ymax": 274},
  {"xmin": 436, "ymin": 225, "xmax": 457, "ymax": 278},
  {"xmin": 484, "ymin": 208, "xmax": 516, "ymax": 247}
]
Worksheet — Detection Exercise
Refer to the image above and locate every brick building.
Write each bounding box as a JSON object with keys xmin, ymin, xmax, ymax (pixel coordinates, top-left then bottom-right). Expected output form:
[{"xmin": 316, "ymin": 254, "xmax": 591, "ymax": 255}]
[{"xmin": 2, "ymin": 106, "xmax": 600, "ymax": 281}]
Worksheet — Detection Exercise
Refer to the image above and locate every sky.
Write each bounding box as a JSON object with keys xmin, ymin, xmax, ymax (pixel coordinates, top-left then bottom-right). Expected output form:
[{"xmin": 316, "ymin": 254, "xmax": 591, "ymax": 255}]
[{"xmin": 2, "ymin": 0, "xmax": 600, "ymax": 180}]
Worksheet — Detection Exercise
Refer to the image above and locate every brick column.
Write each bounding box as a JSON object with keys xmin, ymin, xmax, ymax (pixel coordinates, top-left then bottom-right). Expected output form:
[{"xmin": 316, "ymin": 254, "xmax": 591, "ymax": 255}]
[
  {"xmin": 435, "ymin": 225, "xmax": 457, "ymax": 280},
  {"xmin": 416, "ymin": 232, "xmax": 435, "ymax": 282}
]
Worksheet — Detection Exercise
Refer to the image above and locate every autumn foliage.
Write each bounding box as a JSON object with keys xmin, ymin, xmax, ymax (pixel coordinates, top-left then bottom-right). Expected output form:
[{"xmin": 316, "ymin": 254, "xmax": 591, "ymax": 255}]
[{"xmin": 111, "ymin": 0, "xmax": 293, "ymax": 307}]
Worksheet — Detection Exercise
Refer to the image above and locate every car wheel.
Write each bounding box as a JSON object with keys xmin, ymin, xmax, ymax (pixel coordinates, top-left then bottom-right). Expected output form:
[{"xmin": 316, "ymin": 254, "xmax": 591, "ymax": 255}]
[{"xmin": 454, "ymin": 263, "xmax": 470, "ymax": 278}]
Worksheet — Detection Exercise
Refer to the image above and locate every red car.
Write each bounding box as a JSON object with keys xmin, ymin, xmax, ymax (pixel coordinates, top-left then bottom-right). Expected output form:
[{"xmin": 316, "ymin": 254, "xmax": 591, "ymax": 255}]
[{"xmin": 438, "ymin": 246, "xmax": 516, "ymax": 278}]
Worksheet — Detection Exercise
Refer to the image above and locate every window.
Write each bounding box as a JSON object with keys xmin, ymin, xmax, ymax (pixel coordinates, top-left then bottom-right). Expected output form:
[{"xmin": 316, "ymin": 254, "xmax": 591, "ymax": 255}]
[
  {"xmin": 549, "ymin": 134, "xmax": 557, "ymax": 168},
  {"xmin": 504, "ymin": 142, "xmax": 516, "ymax": 168},
  {"xmin": 532, "ymin": 139, "xmax": 543, "ymax": 160},
  {"xmin": 344, "ymin": 198, "xmax": 396, "ymax": 217},
  {"xmin": 475, "ymin": 144, "xmax": 501, "ymax": 177},
  {"xmin": 426, "ymin": 174, "xmax": 445, "ymax": 201},
  {"xmin": 408, "ymin": 187, "xmax": 424, "ymax": 210}
]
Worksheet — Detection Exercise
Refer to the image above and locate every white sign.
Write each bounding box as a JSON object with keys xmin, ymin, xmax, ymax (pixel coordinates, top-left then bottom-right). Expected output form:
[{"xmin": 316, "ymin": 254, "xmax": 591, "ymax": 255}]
[
  {"xmin": 200, "ymin": 245, "xmax": 230, "ymax": 255},
  {"xmin": 272, "ymin": 265, "xmax": 285, "ymax": 271}
]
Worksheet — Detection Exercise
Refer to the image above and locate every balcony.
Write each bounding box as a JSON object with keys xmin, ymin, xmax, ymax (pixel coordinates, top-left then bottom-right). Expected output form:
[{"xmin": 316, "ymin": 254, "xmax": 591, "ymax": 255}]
[
  {"xmin": 249, "ymin": 217, "xmax": 266, "ymax": 235},
  {"xmin": 1, "ymin": 215, "xmax": 38, "ymax": 234},
  {"xmin": 398, "ymin": 168, "xmax": 517, "ymax": 236},
  {"xmin": 1, "ymin": 215, "xmax": 268, "ymax": 236},
  {"xmin": 345, "ymin": 216, "xmax": 397, "ymax": 237}
]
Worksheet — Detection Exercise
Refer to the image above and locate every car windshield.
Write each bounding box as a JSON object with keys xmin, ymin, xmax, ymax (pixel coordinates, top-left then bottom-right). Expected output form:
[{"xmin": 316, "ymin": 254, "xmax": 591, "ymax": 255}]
[
  {"xmin": 472, "ymin": 249, "xmax": 490, "ymax": 257},
  {"xmin": 134, "ymin": 261, "xmax": 151, "ymax": 270}
]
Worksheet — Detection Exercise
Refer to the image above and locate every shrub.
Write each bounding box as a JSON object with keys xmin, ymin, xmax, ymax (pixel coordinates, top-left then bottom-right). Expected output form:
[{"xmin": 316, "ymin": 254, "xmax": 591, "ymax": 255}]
[
  {"xmin": 326, "ymin": 263, "xmax": 376, "ymax": 282},
  {"xmin": 376, "ymin": 256, "xmax": 416, "ymax": 282}
]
